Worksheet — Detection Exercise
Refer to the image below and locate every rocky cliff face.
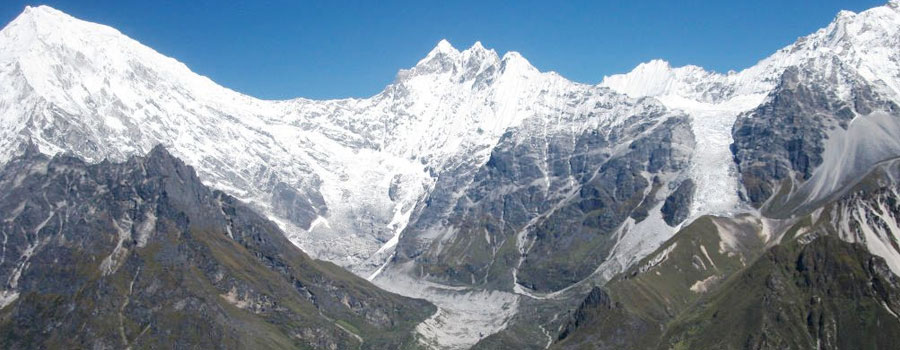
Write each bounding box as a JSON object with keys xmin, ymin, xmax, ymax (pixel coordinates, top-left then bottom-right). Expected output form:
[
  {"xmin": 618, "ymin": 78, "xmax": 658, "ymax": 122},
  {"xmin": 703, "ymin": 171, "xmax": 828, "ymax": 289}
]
[
  {"xmin": 732, "ymin": 65, "xmax": 900, "ymax": 213},
  {"xmin": 0, "ymin": 145, "xmax": 433, "ymax": 349},
  {"xmin": 392, "ymin": 93, "xmax": 695, "ymax": 293}
]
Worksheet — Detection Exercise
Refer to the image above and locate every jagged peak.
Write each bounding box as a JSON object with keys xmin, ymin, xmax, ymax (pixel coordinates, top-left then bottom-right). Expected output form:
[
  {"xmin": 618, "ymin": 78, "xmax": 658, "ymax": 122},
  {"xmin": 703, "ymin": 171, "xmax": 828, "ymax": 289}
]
[
  {"xmin": 462, "ymin": 40, "xmax": 497, "ymax": 60},
  {"xmin": 424, "ymin": 39, "xmax": 459, "ymax": 59},
  {"xmin": 461, "ymin": 41, "xmax": 498, "ymax": 59},
  {"xmin": 419, "ymin": 39, "xmax": 502, "ymax": 63},
  {"xmin": 774, "ymin": 0, "xmax": 900, "ymax": 66},
  {"xmin": 407, "ymin": 40, "xmax": 521, "ymax": 79},
  {"xmin": 500, "ymin": 51, "xmax": 537, "ymax": 74},
  {"xmin": 835, "ymin": 9, "xmax": 858, "ymax": 20},
  {"xmin": 601, "ymin": 1, "xmax": 900, "ymax": 101},
  {"xmin": 637, "ymin": 59, "xmax": 672, "ymax": 70}
]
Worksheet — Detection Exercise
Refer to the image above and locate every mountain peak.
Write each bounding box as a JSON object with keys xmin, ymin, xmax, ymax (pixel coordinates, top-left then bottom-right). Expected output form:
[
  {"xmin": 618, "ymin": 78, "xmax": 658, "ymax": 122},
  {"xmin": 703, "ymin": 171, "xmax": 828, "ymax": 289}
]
[
  {"xmin": 835, "ymin": 9, "xmax": 857, "ymax": 20},
  {"xmin": 641, "ymin": 59, "xmax": 672, "ymax": 69},
  {"xmin": 426, "ymin": 39, "xmax": 459, "ymax": 58},
  {"xmin": 0, "ymin": 4, "xmax": 237, "ymax": 116},
  {"xmin": 420, "ymin": 39, "xmax": 505, "ymax": 63},
  {"xmin": 1, "ymin": 4, "xmax": 126, "ymax": 65},
  {"xmin": 6, "ymin": 5, "xmax": 95, "ymax": 38},
  {"xmin": 18, "ymin": 5, "xmax": 58, "ymax": 20},
  {"xmin": 406, "ymin": 39, "xmax": 509, "ymax": 80},
  {"xmin": 500, "ymin": 50, "xmax": 537, "ymax": 75},
  {"xmin": 461, "ymin": 40, "xmax": 499, "ymax": 64},
  {"xmin": 21, "ymin": 5, "xmax": 65, "ymax": 16},
  {"xmin": 601, "ymin": 59, "xmax": 679, "ymax": 97}
]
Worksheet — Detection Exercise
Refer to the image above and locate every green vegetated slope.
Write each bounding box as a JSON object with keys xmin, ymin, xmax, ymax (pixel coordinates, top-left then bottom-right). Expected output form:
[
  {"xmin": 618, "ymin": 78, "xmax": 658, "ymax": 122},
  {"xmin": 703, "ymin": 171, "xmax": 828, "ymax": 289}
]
[
  {"xmin": 662, "ymin": 235, "xmax": 900, "ymax": 350},
  {"xmin": 553, "ymin": 160, "xmax": 900, "ymax": 350}
]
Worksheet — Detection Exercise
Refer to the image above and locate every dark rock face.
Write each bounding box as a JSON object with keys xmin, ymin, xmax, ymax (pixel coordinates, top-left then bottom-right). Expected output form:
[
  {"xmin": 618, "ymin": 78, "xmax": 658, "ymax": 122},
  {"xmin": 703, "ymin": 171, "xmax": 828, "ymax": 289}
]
[
  {"xmin": 518, "ymin": 115, "xmax": 694, "ymax": 292},
  {"xmin": 731, "ymin": 65, "xmax": 897, "ymax": 210},
  {"xmin": 556, "ymin": 287, "xmax": 615, "ymax": 341},
  {"xmin": 554, "ymin": 287, "xmax": 657, "ymax": 350},
  {"xmin": 395, "ymin": 98, "xmax": 695, "ymax": 292},
  {"xmin": 271, "ymin": 181, "xmax": 327, "ymax": 230},
  {"xmin": 0, "ymin": 146, "xmax": 433, "ymax": 350},
  {"xmin": 661, "ymin": 179, "xmax": 694, "ymax": 226}
]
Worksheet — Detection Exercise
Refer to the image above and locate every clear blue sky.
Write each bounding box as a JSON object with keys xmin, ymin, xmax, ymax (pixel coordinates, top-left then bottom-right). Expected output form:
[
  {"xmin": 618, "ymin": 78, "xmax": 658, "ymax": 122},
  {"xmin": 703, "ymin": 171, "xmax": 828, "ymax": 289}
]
[{"xmin": 0, "ymin": 1, "xmax": 887, "ymax": 100}]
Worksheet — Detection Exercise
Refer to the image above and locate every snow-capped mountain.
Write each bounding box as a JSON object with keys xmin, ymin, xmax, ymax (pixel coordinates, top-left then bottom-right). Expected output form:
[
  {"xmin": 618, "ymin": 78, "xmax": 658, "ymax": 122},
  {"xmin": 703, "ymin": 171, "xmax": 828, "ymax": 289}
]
[
  {"xmin": 4, "ymin": 2, "xmax": 900, "ymax": 349},
  {"xmin": 597, "ymin": 0, "xmax": 900, "ymax": 272},
  {"xmin": 602, "ymin": 0, "xmax": 900, "ymax": 218},
  {"xmin": 0, "ymin": 6, "xmax": 550, "ymax": 278},
  {"xmin": 0, "ymin": 8, "xmax": 697, "ymax": 346},
  {"xmin": 0, "ymin": 4, "xmax": 687, "ymax": 282},
  {"xmin": 604, "ymin": 0, "xmax": 900, "ymax": 103}
]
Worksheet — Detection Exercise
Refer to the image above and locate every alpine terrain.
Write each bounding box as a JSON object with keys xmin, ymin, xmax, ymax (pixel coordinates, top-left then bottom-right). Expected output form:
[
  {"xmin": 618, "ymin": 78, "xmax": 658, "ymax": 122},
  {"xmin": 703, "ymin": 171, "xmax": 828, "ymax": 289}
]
[{"xmin": 1, "ymin": 1, "xmax": 900, "ymax": 349}]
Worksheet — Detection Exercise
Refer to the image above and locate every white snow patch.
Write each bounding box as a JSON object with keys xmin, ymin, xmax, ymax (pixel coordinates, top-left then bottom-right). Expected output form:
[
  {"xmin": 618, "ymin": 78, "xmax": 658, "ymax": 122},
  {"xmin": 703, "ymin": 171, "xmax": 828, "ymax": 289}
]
[
  {"xmin": 0, "ymin": 290, "xmax": 18, "ymax": 309},
  {"xmin": 689, "ymin": 275, "xmax": 719, "ymax": 293},
  {"xmin": 308, "ymin": 215, "xmax": 331, "ymax": 231},
  {"xmin": 882, "ymin": 301, "xmax": 900, "ymax": 321},
  {"xmin": 134, "ymin": 211, "xmax": 156, "ymax": 248},
  {"xmin": 640, "ymin": 242, "xmax": 678, "ymax": 274},
  {"xmin": 711, "ymin": 217, "xmax": 743, "ymax": 254},
  {"xmin": 700, "ymin": 244, "xmax": 718, "ymax": 270},
  {"xmin": 99, "ymin": 215, "xmax": 133, "ymax": 276},
  {"xmin": 219, "ymin": 286, "xmax": 249, "ymax": 309}
]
